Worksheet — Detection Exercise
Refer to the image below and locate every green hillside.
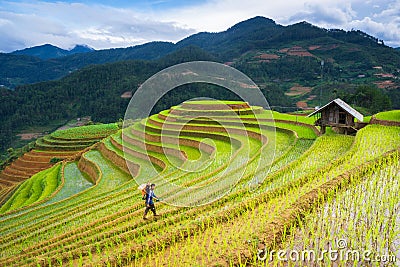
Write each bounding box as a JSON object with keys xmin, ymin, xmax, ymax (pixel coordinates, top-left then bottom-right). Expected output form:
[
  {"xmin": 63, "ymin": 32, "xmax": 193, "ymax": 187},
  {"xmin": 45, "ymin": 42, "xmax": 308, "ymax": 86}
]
[{"xmin": 0, "ymin": 101, "xmax": 399, "ymax": 266}]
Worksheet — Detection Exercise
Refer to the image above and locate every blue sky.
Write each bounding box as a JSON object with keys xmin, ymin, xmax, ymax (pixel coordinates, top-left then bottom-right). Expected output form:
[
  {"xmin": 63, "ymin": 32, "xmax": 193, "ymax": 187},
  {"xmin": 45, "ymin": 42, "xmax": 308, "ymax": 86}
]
[
  {"xmin": 1, "ymin": 0, "xmax": 206, "ymax": 10},
  {"xmin": 0, "ymin": 0, "xmax": 399, "ymax": 52}
]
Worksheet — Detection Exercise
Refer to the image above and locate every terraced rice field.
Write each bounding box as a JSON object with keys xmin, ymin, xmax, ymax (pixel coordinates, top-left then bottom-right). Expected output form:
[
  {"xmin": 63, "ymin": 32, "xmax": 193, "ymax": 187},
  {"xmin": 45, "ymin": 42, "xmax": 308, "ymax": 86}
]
[
  {"xmin": 0, "ymin": 123, "xmax": 119, "ymax": 193},
  {"xmin": 0, "ymin": 100, "xmax": 399, "ymax": 266}
]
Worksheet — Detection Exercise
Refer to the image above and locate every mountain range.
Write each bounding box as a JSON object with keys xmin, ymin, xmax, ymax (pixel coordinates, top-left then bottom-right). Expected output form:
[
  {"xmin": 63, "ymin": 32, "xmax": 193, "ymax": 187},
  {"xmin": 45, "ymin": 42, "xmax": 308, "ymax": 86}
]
[
  {"xmin": 1, "ymin": 16, "xmax": 399, "ymax": 89},
  {"xmin": 0, "ymin": 16, "xmax": 399, "ymax": 155},
  {"xmin": 10, "ymin": 44, "xmax": 94, "ymax": 60}
]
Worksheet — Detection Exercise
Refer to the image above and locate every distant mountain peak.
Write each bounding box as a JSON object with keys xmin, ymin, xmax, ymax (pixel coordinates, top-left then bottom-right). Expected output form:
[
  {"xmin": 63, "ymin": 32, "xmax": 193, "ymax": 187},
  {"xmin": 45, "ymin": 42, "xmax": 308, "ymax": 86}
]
[
  {"xmin": 70, "ymin": 44, "xmax": 94, "ymax": 53},
  {"xmin": 227, "ymin": 16, "xmax": 277, "ymax": 32},
  {"xmin": 237, "ymin": 16, "xmax": 276, "ymax": 25},
  {"xmin": 41, "ymin": 44, "xmax": 58, "ymax": 48},
  {"xmin": 289, "ymin": 20, "xmax": 319, "ymax": 28},
  {"xmin": 10, "ymin": 44, "xmax": 94, "ymax": 59},
  {"xmin": 244, "ymin": 16, "xmax": 276, "ymax": 24}
]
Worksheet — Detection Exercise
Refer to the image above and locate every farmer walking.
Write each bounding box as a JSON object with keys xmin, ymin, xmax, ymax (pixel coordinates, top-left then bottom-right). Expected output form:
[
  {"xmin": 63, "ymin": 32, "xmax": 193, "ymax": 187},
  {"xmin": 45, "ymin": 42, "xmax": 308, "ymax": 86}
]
[{"xmin": 143, "ymin": 183, "xmax": 160, "ymax": 220}]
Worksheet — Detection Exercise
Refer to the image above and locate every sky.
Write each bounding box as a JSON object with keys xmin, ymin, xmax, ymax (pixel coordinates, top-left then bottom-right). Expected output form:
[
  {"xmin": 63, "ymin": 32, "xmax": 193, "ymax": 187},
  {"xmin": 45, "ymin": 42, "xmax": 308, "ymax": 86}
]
[{"xmin": 0, "ymin": 0, "xmax": 399, "ymax": 52}]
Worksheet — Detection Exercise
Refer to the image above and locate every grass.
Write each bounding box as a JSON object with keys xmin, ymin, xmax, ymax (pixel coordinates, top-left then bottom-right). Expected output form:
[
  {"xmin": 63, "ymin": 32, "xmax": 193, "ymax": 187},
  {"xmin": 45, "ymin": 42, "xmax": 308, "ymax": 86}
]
[
  {"xmin": 271, "ymin": 111, "xmax": 316, "ymax": 124},
  {"xmin": 113, "ymin": 130, "xmax": 183, "ymax": 171},
  {"xmin": 83, "ymin": 150, "xmax": 131, "ymax": 187},
  {"xmin": 129, "ymin": 118, "xmax": 293, "ymax": 205},
  {"xmin": 42, "ymin": 135, "xmax": 97, "ymax": 145},
  {"xmin": 239, "ymin": 110, "xmax": 316, "ymax": 125},
  {"xmin": 272, "ymin": 153, "xmax": 400, "ymax": 266},
  {"xmin": 159, "ymin": 109, "xmax": 318, "ymax": 139},
  {"xmin": 170, "ymin": 105, "xmax": 264, "ymax": 115},
  {"xmin": 363, "ymin": 115, "xmax": 372, "ymax": 123},
  {"xmin": 181, "ymin": 100, "xmax": 248, "ymax": 105},
  {"xmin": 35, "ymin": 138, "xmax": 89, "ymax": 151},
  {"xmin": 131, "ymin": 135, "xmax": 351, "ymax": 266},
  {"xmin": 133, "ymin": 117, "xmax": 254, "ymax": 204},
  {"xmin": 131, "ymin": 123, "xmax": 398, "ymax": 267},
  {"xmin": 262, "ymin": 134, "xmax": 354, "ymax": 191},
  {"xmin": 375, "ymin": 110, "xmax": 400, "ymax": 122},
  {"xmin": 122, "ymin": 126, "xmax": 202, "ymax": 161},
  {"xmin": 46, "ymin": 162, "xmax": 93, "ymax": 204},
  {"xmin": 102, "ymin": 136, "xmax": 162, "ymax": 178},
  {"xmin": 273, "ymin": 122, "xmax": 317, "ymax": 139},
  {"xmin": 0, "ymin": 104, "xmax": 399, "ymax": 266},
  {"xmin": 51, "ymin": 123, "xmax": 119, "ymax": 139},
  {"xmin": 0, "ymin": 164, "xmax": 61, "ymax": 213}
]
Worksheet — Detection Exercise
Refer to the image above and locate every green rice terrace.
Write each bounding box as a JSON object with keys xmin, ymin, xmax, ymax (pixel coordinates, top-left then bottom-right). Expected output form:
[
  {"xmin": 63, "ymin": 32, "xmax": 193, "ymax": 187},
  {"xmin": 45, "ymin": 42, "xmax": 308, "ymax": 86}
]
[{"xmin": 0, "ymin": 101, "xmax": 399, "ymax": 266}]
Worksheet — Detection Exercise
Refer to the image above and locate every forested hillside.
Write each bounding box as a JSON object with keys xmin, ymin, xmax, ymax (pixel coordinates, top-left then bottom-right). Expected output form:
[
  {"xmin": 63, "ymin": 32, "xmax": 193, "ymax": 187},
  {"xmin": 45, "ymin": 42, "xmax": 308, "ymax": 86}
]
[
  {"xmin": 11, "ymin": 44, "xmax": 93, "ymax": 60},
  {"xmin": 2, "ymin": 17, "xmax": 399, "ymax": 89},
  {"xmin": 0, "ymin": 42, "xmax": 176, "ymax": 88}
]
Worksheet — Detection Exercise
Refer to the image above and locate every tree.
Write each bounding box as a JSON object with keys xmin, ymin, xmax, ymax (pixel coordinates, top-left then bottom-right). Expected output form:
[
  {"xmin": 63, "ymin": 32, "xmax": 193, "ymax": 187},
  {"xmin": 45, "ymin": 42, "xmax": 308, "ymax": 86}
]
[{"xmin": 347, "ymin": 85, "xmax": 392, "ymax": 114}]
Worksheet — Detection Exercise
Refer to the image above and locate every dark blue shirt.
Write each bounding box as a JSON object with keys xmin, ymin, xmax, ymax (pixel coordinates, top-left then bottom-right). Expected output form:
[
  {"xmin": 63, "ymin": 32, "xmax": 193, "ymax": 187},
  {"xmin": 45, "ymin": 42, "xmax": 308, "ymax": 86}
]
[{"xmin": 145, "ymin": 190, "xmax": 157, "ymax": 205}]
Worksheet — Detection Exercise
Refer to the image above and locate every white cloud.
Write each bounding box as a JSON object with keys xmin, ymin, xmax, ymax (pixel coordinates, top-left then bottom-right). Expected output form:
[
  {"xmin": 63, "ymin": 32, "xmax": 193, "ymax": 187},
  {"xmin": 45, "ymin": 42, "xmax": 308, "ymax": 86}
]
[
  {"xmin": 345, "ymin": 0, "xmax": 400, "ymax": 46},
  {"xmin": 375, "ymin": 0, "xmax": 400, "ymax": 17},
  {"xmin": 280, "ymin": 0, "xmax": 400, "ymax": 47},
  {"xmin": 351, "ymin": 15, "xmax": 400, "ymax": 46},
  {"xmin": 287, "ymin": 1, "xmax": 356, "ymax": 26},
  {"xmin": 157, "ymin": 0, "xmax": 304, "ymax": 32},
  {"xmin": 0, "ymin": 1, "xmax": 195, "ymax": 52}
]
